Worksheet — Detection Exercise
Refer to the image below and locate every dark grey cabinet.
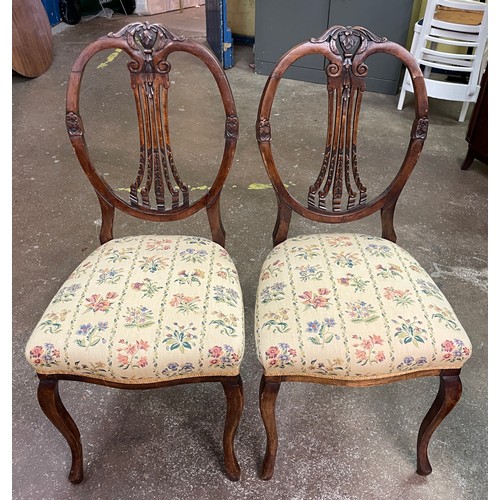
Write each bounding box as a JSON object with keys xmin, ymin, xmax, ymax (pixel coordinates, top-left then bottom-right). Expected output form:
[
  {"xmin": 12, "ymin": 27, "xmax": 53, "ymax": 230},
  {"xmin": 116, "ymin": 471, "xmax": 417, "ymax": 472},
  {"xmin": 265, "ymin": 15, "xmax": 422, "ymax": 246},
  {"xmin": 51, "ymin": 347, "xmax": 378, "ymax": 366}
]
[{"xmin": 254, "ymin": 0, "xmax": 415, "ymax": 94}]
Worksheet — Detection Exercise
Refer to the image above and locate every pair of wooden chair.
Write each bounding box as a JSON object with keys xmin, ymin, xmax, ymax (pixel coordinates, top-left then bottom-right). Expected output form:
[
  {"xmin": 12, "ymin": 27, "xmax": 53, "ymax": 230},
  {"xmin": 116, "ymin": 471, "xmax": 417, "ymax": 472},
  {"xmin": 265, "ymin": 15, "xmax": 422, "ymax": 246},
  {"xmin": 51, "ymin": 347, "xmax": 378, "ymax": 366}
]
[{"xmin": 25, "ymin": 22, "xmax": 472, "ymax": 483}]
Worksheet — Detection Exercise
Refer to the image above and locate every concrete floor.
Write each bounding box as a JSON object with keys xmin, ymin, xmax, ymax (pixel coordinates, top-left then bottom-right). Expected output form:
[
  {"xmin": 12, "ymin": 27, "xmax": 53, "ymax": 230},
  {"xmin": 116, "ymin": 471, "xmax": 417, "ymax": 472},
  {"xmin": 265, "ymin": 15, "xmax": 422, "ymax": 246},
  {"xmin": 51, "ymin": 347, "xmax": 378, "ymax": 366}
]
[{"xmin": 12, "ymin": 7, "xmax": 487, "ymax": 500}]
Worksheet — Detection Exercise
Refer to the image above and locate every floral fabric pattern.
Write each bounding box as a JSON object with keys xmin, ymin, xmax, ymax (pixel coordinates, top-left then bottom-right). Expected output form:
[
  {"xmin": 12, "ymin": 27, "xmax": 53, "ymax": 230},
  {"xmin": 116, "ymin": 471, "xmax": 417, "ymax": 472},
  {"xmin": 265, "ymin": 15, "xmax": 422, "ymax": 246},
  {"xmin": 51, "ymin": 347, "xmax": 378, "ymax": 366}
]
[
  {"xmin": 255, "ymin": 233, "xmax": 471, "ymax": 380},
  {"xmin": 26, "ymin": 235, "xmax": 244, "ymax": 382}
]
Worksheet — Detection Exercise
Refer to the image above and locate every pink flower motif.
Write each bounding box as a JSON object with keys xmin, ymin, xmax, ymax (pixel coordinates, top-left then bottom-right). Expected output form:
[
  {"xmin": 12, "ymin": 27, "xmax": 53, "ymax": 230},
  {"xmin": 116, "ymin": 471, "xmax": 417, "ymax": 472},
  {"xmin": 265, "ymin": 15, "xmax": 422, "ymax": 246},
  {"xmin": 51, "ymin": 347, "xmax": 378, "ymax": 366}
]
[
  {"xmin": 169, "ymin": 295, "xmax": 182, "ymax": 307},
  {"xmin": 442, "ymin": 340, "xmax": 455, "ymax": 352},
  {"xmin": 117, "ymin": 353, "xmax": 129, "ymax": 366},
  {"xmin": 266, "ymin": 346, "xmax": 279, "ymax": 359},
  {"xmin": 362, "ymin": 339, "xmax": 372, "ymax": 350},
  {"xmin": 125, "ymin": 344, "xmax": 138, "ymax": 356},
  {"xmin": 85, "ymin": 292, "xmax": 118, "ymax": 313},
  {"xmin": 299, "ymin": 289, "xmax": 331, "ymax": 309},
  {"xmin": 137, "ymin": 356, "xmax": 148, "ymax": 368},
  {"xmin": 356, "ymin": 349, "xmax": 367, "ymax": 361},
  {"xmin": 137, "ymin": 340, "xmax": 150, "ymax": 351},
  {"xmin": 209, "ymin": 346, "xmax": 223, "ymax": 358},
  {"xmin": 375, "ymin": 351, "xmax": 386, "ymax": 363},
  {"xmin": 31, "ymin": 346, "xmax": 43, "ymax": 358}
]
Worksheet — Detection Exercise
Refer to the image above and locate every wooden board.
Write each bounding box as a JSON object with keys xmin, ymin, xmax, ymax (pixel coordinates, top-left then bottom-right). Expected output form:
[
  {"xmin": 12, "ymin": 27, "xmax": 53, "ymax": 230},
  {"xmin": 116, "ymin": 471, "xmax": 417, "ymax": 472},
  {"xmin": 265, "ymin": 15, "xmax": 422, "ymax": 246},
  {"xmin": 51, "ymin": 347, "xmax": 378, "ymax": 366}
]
[
  {"xmin": 435, "ymin": 6, "xmax": 484, "ymax": 26},
  {"xmin": 12, "ymin": 0, "xmax": 53, "ymax": 78}
]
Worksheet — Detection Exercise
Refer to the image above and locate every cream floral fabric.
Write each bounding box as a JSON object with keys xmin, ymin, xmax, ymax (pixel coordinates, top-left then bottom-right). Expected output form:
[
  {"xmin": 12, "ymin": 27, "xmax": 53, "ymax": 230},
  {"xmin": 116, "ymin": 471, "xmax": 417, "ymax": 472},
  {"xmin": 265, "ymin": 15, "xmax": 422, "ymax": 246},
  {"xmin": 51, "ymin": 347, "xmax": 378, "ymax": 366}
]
[
  {"xmin": 26, "ymin": 235, "xmax": 244, "ymax": 383},
  {"xmin": 255, "ymin": 233, "xmax": 471, "ymax": 380}
]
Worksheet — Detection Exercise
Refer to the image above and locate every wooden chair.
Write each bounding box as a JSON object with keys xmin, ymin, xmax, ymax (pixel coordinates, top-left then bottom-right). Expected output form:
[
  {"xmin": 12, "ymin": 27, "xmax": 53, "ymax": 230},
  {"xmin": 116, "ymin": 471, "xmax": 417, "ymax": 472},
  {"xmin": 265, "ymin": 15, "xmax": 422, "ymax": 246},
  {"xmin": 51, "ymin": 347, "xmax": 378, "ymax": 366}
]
[
  {"xmin": 24, "ymin": 22, "xmax": 244, "ymax": 483},
  {"xmin": 255, "ymin": 25, "xmax": 471, "ymax": 479}
]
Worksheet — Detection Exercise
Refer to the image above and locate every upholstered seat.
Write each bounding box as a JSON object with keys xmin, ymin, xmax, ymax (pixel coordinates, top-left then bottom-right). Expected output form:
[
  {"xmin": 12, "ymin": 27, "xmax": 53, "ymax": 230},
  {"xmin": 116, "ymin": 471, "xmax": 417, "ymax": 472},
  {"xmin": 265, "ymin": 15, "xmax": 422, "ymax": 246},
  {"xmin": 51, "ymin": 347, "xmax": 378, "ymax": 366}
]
[
  {"xmin": 255, "ymin": 233, "xmax": 471, "ymax": 381},
  {"xmin": 26, "ymin": 235, "xmax": 244, "ymax": 383}
]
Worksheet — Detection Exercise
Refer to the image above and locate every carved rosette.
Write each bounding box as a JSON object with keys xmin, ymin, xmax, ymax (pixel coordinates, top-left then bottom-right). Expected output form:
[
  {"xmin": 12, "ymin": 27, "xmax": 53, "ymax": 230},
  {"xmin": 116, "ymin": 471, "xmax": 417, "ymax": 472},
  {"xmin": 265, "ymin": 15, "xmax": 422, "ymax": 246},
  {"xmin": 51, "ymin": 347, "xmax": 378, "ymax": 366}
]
[
  {"xmin": 257, "ymin": 118, "xmax": 271, "ymax": 143},
  {"xmin": 413, "ymin": 117, "xmax": 429, "ymax": 140},
  {"xmin": 225, "ymin": 115, "xmax": 239, "ymax": 139},
  {"xmin": 66, "ymin": 112, "xmax": 83, "ymax": 136}
]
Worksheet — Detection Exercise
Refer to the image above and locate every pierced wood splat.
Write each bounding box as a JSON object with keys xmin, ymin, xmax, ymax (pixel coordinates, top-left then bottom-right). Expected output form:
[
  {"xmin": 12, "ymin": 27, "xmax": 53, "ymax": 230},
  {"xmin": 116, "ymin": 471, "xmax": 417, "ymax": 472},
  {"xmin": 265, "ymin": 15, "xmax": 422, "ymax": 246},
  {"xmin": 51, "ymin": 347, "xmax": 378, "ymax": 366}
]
[
  {"xmin": 308, "ymin": 27, "xmax": 387, "ymax": 212},
  {"xmin": 109, "ymin": 23, "xmax": 189, "ymax": 210},
  {"xmin": 256, "ymin": 24, "xmax": 429, "ymax": 245}
]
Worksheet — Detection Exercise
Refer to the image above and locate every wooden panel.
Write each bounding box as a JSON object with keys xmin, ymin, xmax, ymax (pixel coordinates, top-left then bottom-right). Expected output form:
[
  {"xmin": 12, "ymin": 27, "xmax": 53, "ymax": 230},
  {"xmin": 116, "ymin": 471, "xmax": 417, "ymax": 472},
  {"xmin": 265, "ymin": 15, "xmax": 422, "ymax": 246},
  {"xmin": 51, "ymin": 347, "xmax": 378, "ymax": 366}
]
[{"xmin": 12, "ymin": 0, "xmax": 53, "ymax": 78}]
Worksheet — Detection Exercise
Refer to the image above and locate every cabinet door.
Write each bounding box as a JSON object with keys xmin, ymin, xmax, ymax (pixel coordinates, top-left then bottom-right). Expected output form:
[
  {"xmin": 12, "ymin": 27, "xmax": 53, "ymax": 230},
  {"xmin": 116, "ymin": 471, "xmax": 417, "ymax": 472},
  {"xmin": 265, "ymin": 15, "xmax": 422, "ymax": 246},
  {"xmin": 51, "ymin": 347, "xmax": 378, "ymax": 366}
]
[
  {"xmin": 255, "ymin": 0, "xmax": 330, "ymax": 84},
  {"xmin": 206, "ymin": 0, "xmax": 234, "ymax": 69},
  {"xmin": 328, "ymin": 0, "xmax": 414, "ymax": 94}
]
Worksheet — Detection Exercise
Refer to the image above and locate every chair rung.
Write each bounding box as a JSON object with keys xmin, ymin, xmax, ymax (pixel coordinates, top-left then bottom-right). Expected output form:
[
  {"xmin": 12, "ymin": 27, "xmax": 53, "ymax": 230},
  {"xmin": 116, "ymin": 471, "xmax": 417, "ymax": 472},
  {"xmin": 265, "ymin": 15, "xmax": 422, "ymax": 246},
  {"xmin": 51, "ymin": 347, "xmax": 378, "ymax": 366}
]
[
  {"xmin": 422, "ymin": 48, "xmax": 476, "ymax": 62},
  {"xmin": 426, "ymin": 35, "xmax": 479, "ymax": 48},
  {"xmin": 432, "ymin": 19, "xmax": 482, "ymax": 34},
  {"xmin": 429, "ymin": 27, "xmax": 480, "ymax": 43},
  {"xmin": 418, "ymin": 59, "xmax": 474, "ymax": 72}
]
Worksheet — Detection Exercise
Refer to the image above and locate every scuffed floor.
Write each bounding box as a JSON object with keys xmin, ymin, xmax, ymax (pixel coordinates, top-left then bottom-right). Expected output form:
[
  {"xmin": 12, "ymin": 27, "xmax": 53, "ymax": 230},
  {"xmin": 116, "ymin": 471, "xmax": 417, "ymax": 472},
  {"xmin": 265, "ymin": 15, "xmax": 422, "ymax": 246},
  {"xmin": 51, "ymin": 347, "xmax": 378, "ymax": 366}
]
[{"xmin": 12, "ymin": 7, "xmax": 487, "ymax": 500}]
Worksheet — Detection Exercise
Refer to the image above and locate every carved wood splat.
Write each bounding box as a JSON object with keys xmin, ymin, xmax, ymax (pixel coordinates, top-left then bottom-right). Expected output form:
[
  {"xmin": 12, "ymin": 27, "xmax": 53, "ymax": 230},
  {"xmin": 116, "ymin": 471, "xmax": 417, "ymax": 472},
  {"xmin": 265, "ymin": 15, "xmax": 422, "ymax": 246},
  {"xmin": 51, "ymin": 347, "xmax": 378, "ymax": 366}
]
[
  {"xmin": 109, "ymin": 23, "xmax": 189, "ymax": 210},
  {"xmin": 308, "ymin": 26, "xmax": 387, "ymax": 212}
]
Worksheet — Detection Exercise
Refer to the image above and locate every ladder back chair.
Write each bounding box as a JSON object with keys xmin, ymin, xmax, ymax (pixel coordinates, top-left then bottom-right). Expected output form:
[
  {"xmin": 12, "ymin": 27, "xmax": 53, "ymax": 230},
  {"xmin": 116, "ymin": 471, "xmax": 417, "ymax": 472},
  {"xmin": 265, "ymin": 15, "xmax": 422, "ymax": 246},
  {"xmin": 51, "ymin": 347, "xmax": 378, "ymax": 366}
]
[
  {"xmin": 255, "ymin": 25, "xmax": 471, "ymax": 479},
  {"xmin": 25, "ymin": 22, "xmax": 244, "ymax": 483},
  {"xmin": 397, "ymin": 0, "xmax": 488, "ymax": 122}
]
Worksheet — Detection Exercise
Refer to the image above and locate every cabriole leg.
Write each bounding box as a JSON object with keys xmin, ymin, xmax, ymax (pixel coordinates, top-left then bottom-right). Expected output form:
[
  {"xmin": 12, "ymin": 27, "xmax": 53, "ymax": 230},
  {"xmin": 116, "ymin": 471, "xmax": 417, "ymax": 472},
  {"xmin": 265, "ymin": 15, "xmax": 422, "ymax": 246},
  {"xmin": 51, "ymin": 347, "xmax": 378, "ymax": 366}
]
[
  {"xmin": 221, "ymin": 375, "xmax": 244, "ymax": 481},
  {"xmin": 37, "ymin": 376, "xmax": 84, "ymax": 483},
  {"xmin": 417, "ymin": 370, "xmax": 462, "ymax": 475},
  {"xmin": 259, "ymin": 375, "xmax": 281, "ymax": 480}
]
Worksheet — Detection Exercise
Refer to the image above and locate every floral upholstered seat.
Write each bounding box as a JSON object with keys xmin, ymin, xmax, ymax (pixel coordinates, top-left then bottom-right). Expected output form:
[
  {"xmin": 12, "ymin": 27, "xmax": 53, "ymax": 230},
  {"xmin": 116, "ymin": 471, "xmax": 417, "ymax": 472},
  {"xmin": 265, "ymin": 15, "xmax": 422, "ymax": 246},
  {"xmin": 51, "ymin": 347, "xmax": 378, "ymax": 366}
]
[
  {"xmin": 255, "ymin": 233, "xmax": 471, "ymax": 381},
  {"xmin": 26, "ymin": 235, "xmax": 244, "ymax": 383}
]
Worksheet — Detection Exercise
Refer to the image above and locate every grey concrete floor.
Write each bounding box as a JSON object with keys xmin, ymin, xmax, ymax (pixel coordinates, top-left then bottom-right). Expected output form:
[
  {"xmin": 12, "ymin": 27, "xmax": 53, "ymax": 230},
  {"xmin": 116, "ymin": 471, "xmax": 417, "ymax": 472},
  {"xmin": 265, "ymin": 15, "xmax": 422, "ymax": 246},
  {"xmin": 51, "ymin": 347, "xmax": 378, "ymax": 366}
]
[{"xmin": 12, "ymin": 7, "xmax": 487, "ymax": 500}]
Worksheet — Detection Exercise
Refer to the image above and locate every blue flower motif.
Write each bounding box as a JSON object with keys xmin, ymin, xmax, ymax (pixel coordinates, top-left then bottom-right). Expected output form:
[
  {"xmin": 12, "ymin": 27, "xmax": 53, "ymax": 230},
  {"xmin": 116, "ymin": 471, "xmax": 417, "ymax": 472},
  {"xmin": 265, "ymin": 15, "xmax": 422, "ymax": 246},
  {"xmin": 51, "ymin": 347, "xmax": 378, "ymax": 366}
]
[
  {"xmin": 307, "ymin": 321, "xmax": 320, "ymax": 333},
  {"xmin": 77, "ymin": 324, "xmax": 92, "ymax": 335}
]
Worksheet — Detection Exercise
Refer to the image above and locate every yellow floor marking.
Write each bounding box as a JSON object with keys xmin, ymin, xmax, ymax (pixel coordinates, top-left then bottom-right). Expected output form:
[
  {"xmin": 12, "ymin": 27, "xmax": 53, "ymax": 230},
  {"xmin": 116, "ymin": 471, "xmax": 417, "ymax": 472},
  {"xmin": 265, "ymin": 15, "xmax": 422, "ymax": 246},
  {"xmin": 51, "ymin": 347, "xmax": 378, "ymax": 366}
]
[
  {"xmin": 248, "ymin": 183, "xmax": 272, "ymax": 190},
  {"xmin": 97, "ymin": 49, "xmax": 123, "ymax": 69},
  {"xmin": 248, "ymin": 182, "xmax": 291, "ymax": 189}
]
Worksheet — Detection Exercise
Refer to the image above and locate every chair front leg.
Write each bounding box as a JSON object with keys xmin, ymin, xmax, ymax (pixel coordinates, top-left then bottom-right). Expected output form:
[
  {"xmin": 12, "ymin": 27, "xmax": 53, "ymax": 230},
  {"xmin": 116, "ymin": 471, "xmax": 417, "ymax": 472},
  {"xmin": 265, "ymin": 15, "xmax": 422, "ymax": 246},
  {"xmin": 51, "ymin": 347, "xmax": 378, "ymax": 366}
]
[
  {"xmin": 417, "ymin": 369, "xmax": 462, "ymax": 475},
  {"xmin": 221, "ymin": 375, "xmax": 244, "ymax": 481},
  {"xmin": 259, "ymin": 375, "xmax": 281, "ymax": 480},
  {"xmin": 37, "ymin": 376, "xmax": 84, "ymax": 483}
]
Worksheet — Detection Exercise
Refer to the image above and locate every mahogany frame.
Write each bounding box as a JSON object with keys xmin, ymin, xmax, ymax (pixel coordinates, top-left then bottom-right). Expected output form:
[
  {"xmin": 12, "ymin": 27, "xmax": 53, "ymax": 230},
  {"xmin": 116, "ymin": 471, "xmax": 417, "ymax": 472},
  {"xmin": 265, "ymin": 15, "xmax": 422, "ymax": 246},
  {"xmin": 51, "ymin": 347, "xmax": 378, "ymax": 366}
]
[
  {"xmin": 255, "ymin": 25, "xmax": 462, "ymax": 480},
  {"xmin": 36, "ymin": 22, "xmax": 243, "ymax": 483}
]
